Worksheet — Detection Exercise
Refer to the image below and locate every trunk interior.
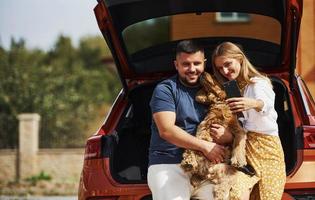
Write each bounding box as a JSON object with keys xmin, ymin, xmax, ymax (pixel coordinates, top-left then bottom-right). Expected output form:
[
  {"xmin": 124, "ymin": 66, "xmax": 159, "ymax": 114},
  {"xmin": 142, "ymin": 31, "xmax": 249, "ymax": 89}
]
[{"xmin": 109, "ymin": 76, "xmax": 297, "ymax": 183}]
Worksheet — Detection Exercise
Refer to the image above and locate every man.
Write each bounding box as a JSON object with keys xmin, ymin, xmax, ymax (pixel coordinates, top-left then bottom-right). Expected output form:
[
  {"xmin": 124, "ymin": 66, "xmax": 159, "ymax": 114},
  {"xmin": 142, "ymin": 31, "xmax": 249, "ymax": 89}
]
[{"xmin": 147, "ymin": 40, "xmax": 233, "ymax": 200}]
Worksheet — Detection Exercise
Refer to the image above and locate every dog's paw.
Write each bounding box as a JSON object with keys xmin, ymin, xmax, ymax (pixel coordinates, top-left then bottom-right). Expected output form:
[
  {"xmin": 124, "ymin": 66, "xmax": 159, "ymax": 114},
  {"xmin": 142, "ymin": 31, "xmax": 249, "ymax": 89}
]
[{"xmin": 230, "ymin": 155, "xmax": 247, "ymax": 168}]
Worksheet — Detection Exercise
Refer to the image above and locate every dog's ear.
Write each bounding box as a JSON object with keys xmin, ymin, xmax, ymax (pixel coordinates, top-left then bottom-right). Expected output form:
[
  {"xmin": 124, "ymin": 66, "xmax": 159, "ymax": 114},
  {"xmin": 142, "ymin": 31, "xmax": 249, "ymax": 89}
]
[
  {"xmin": 207, "ymin": 111, "xmax": 218, "ymax": 120},
  {"xmin": 222, "ymin": 107, "xmax": 233, "ymax": 120},
  {"xmin": 205, "ymin": 72, "xmax": 215, "ymax": 85},
  {"xmin": 202, "ymin": 72, "xmax": 217, "ymax": 87},
  {"xmin": 211, "ymin": 107, "xmax": 225, "ymax": 119},
  {"xmin": 202, "ymin": 72, "xmax": 227, "ymax": 100}
]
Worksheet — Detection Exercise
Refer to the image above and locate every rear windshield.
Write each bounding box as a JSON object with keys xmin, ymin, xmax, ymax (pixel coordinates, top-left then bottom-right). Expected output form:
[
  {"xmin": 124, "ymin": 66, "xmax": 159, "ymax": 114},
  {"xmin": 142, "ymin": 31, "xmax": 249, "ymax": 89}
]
[
  {"xmin": 122, "ymin": 12, "xmax": 281, "ymax": 55},
  {"xmin": 122, "ymin": 12, "xmax": 281, "ymax": 74}
]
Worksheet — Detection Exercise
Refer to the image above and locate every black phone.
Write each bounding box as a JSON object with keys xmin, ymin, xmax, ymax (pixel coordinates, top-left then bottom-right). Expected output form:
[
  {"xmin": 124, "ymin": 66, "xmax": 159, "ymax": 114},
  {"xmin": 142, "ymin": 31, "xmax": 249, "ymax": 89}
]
[
  {"xmin": 223, "ymin": 80, "xmax": 242, "ymax": 99},
  {"xmin": 223, "ymin": 80, "xmax": 244, "ymax": 118}
]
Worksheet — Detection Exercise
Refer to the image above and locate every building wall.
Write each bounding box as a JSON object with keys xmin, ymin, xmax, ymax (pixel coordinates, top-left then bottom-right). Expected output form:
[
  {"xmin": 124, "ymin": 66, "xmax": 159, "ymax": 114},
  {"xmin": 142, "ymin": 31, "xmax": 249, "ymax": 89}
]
[
  {"xmin": 37, "ymin": 149, "xmax": 84, "ymax": 183},
  {"xmin": 0, "ymin": 149, "xmax": 17, "ymax": 182},
  {"xmin": 298, "ymin": 0, "xmax": 315, "ymax": 97},
  {"xmin": 171, "ymin": 13, "xmax": 280, "ymax": 44}
]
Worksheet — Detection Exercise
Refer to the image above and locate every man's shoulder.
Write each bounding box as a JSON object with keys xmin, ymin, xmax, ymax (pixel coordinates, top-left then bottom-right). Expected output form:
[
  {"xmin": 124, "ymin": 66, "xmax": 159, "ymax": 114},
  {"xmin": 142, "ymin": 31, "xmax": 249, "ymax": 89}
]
[
  {"xmin": 159, "ymin": 74, "xmax": 177, "ymax": 85},
  {"xmin": 155, "ymin": 75, "xmax": 178, "ymax": 90}
]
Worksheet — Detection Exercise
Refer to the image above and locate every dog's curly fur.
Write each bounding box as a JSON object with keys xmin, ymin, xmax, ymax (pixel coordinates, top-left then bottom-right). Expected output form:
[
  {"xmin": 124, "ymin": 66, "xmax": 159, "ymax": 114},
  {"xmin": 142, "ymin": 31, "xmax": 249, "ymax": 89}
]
[{"xmin": 180, "ymin": 72, "xmax": 247, "ymax": 200}]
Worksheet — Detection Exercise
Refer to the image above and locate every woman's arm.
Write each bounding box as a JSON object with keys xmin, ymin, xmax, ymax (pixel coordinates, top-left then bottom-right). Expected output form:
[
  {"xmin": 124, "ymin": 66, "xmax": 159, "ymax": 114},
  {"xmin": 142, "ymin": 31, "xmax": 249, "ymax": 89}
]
[{"xmin": 225, "ymin": 97, "xmax": 264, "ymax": 113}]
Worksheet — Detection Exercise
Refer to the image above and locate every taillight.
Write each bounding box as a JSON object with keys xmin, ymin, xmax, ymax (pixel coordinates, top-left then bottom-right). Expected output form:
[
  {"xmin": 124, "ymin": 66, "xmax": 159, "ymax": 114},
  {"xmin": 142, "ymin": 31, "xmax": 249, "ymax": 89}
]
[
  {"xmin": 84, "ymin": 135, "xmax": 103, "ymax": 160},
  {"xmin": 304, "ymin": 127, "xmax": 315, "ymax": 149},
  {"xmin": 305, "ymin": 134, "xmax": 315, "ymax": 148}
]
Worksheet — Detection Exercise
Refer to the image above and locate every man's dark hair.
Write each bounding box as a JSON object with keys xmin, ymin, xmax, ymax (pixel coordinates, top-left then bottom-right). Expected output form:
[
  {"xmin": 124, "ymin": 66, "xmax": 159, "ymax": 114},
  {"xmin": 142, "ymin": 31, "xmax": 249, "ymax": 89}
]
[{"xmin": 176, "ymin": 40, "xmax": 204, "ymax": 56}]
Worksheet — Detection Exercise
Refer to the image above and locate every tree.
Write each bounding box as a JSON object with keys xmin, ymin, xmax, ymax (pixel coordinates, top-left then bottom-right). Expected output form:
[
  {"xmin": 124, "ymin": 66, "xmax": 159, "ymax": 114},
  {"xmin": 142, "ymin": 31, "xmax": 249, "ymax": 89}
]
[{"xmin": 0, "ymin": 35, "xmax": 121, "ymax": 148}]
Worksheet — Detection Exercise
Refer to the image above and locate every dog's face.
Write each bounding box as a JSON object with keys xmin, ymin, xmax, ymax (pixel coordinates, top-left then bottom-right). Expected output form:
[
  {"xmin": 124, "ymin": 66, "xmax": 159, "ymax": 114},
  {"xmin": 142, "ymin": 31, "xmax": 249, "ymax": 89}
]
[{"xmin": 199, "ymin": 72, "xmax": 226, "ymax": 100}]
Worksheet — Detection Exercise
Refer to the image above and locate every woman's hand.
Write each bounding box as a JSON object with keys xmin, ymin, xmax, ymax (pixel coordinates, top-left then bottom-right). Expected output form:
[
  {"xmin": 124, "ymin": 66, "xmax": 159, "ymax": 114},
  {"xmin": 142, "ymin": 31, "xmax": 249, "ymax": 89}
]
[
  {"xmin": 210, "ymin": 124, "xmax": 233, "ymax": 145},
  {"xmin": 226, "ymin": 97, "xmax": 264, "ymax": 113}
]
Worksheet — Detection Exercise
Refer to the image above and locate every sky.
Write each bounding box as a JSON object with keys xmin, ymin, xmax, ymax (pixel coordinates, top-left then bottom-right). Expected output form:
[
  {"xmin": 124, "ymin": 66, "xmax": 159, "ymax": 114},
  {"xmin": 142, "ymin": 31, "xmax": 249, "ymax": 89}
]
[{"xmin": 0, "ymin": 0, "xmax": 101, "ymax": 51}]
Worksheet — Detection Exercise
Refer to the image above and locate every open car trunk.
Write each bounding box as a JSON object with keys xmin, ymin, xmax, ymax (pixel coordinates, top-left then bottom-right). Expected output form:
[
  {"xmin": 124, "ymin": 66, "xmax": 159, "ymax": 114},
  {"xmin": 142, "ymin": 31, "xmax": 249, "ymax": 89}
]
[{"xmin": 108, "ymin": 76, "xmax": 297, "ymax": 183}]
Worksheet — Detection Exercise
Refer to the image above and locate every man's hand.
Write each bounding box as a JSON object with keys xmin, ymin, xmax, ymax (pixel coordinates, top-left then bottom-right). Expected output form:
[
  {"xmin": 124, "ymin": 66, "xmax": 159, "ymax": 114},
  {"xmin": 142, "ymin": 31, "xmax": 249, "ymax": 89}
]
[
  {"xmin": 201, "ymin": 140, "xmax": 226, "ymax": 164},
  {"xmin": 210, "ymin": 124, "xmax": 233, "ymax": 145}
]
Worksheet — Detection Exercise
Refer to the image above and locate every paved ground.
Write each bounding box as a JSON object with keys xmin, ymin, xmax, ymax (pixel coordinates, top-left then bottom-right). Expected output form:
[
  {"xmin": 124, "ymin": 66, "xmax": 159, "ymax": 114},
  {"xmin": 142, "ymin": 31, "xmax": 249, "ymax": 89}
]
[{"xmin": 0, "ymin": 196, "xmax": 76, "ymax": 200}]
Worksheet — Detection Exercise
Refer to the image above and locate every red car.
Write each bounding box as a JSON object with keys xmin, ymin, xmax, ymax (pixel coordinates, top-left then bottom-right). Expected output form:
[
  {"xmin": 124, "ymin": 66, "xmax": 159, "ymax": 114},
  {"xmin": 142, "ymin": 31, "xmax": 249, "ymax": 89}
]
[{"xmin": 78, "ymin": 0, "xmax": 315, "ymax": 199}]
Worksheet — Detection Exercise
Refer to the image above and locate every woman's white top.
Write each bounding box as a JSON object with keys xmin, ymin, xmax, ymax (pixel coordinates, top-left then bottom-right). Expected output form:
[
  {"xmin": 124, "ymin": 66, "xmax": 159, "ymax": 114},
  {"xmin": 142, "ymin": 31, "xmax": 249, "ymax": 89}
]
[{"xmin": 241, "ymin": 77, "xmax": 279, "ymax": 136}]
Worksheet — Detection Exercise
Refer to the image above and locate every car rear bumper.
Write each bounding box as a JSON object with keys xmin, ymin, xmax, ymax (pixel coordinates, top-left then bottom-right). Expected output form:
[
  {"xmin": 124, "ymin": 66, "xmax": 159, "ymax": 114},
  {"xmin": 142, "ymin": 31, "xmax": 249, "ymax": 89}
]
[{"xmin": 78, "ymin": 158, "xmax": 151, "ymax": 200}]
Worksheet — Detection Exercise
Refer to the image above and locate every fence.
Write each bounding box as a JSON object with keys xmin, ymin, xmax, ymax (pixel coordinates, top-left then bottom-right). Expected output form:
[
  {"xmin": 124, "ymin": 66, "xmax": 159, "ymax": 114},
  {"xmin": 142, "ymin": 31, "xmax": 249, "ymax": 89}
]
[{"xmin": 0, "ymin": 113, "xmax": 84, "ymax": 183}]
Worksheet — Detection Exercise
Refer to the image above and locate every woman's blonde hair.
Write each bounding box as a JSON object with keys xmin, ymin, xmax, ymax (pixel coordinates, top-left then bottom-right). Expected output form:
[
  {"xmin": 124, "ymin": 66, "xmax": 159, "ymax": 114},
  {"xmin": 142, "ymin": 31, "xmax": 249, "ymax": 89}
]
[{"xmin": 211, "ymin": 42, "xmax": 271, "ymax": 86}]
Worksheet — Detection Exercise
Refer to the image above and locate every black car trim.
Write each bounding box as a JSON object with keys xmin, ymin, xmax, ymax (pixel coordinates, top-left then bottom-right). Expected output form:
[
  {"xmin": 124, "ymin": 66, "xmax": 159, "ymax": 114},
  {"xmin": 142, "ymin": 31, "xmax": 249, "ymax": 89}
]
[
  {"xmin": 101, "ymin": 29, "xmax": 129, "ymax": 90},
  {"xmin": 101, "ymin": 132, "xmax": 119, "ymax": 158},
  {"xmin": 104, "ymin": 0, "xmax": 285, "ymax": 32},
  {"xmin": 271, "ymin": 76, "xmax": 297, "ymax": 174},
  {"xmin": 289, "ymin": 7, "xmax": 298, "ymax": 90},
  {"xmin": 129, "ymin": 37, "xmax": 281, "ymax": 76},
  {"xmin": 296, "ymin": 126, "xmax": 304, "ymax": 150}
]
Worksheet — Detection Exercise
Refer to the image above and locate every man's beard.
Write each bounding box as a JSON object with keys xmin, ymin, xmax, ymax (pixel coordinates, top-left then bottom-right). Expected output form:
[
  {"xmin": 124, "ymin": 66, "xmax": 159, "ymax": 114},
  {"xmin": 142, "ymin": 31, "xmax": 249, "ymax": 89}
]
[{"xmin": 178, "ymin": 75, "xmax": 200, "ymax": 88}]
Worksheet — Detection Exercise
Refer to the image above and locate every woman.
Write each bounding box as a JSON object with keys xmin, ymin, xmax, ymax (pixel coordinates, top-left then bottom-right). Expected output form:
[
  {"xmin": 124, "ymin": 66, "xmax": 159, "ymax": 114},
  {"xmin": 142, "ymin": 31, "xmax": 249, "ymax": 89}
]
[{"xmin": 211, "ymin": 42, "xmax": 286, "ymax": 200}]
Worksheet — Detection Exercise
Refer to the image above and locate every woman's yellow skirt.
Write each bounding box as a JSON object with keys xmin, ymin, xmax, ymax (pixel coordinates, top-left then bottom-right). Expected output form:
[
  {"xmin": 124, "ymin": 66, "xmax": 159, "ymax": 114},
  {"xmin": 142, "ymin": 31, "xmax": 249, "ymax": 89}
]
[{"xmin": 230, "ymin": 131, "xmax": 286, "ymax": 200}]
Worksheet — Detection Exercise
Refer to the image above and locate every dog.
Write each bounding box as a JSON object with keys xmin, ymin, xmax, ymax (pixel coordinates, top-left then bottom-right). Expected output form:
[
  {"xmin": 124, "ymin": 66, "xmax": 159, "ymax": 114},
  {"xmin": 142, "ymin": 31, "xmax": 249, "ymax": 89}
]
[{"xmin": 180, "ymin": 72, "xmax": 248, "ymax": 199}]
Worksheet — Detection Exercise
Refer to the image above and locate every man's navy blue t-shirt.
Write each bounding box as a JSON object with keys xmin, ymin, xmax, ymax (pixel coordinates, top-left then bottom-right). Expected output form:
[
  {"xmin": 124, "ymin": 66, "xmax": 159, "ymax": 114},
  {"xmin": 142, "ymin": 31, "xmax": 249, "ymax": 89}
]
[{"xmin": 148, "ymin": 75, "xmax": 207, "ymax": 166}]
